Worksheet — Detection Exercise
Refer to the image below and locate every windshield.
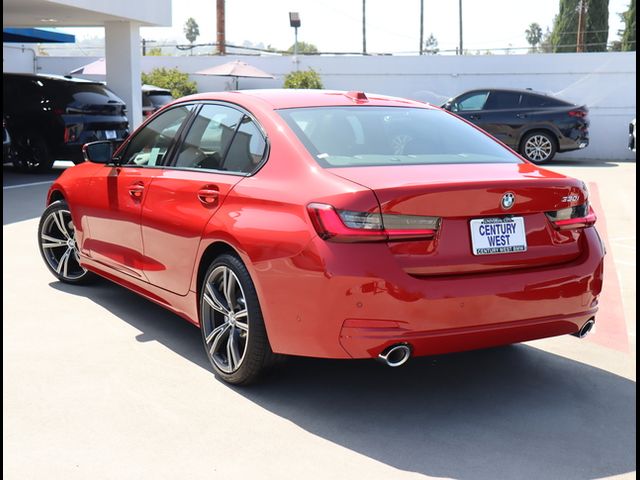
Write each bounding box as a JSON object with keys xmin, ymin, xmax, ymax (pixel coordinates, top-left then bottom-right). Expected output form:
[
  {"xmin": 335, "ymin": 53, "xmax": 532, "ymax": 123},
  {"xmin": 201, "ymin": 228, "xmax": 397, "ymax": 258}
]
[{"xmin": 277, "ymin": 106, "xmax": 519, "ymax": 168}]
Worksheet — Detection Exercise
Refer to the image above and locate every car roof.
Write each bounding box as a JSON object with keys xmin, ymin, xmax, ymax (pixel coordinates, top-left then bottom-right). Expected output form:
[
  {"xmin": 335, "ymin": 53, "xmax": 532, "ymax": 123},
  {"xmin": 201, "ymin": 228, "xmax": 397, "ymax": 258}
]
[
  {"xmin": 462, "ymin": 88, "xmax": 555, "ymax": 97},
  {"xmin": 179, "ymin": 89, "xmax": 435, "ymax": 110},
  {"xmin": 142, "ymin": 84, "xmax": 172, "ymax": 94},
  {"xmin": 3, "ymin": 72, "xmax": 103, "ymax": 85}
]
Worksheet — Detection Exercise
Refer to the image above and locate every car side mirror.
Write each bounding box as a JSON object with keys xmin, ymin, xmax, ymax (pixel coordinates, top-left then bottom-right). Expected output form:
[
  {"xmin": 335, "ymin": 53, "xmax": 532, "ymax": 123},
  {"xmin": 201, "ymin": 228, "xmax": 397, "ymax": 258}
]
[
  {"xmin": 442, "ymin": 101, "xmax": 452, "ymax": 111},
  {"xmin": 82, "ymin": 140, "xmax": 121, "ymax": 165}
]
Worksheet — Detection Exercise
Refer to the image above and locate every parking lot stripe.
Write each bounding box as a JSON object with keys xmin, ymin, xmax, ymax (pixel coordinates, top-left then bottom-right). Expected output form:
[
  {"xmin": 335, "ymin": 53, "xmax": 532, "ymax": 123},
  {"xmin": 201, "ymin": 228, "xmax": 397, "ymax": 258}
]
[
  {"xmin": 585, "ymin": 182, "xmax": 630, "ymax": 353},
  {"xmin": 3, "ymin": 181, "xmax": 54, "ymax": 190}
]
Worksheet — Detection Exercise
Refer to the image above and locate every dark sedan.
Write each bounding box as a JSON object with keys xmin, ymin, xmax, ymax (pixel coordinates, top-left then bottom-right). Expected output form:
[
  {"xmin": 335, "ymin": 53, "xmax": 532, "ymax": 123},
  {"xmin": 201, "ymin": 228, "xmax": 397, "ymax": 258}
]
[{"xmin": 442, "ymin": 89, "xmax": 589, "ymax": 163}]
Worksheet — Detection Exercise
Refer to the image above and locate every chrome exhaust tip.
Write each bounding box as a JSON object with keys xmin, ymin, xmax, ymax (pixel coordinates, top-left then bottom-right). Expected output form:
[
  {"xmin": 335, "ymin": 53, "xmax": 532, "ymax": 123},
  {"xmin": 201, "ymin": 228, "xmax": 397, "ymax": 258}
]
[
  {"xmin": 572, "ymin": 318, "xmax": 596, "ymax": 339},
  {"xmin": 378, "ymin": 343, "xmax": 412, "ymax": 367}
]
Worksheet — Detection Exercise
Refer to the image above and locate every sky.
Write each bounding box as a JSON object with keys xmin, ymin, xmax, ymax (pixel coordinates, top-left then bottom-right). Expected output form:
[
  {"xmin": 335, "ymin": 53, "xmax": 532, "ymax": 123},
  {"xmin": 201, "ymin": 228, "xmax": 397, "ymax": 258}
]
[{"xmin": 56, "ymin": 0, "xmax": 631, "ymax": 54}]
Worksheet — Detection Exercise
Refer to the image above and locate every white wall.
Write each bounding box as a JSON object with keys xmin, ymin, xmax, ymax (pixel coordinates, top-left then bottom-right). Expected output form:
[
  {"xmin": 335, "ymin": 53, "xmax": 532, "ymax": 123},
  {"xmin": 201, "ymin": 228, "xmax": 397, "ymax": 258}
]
[
  {"xmin": 3, "ymin": 44, "xmax": 37, "ymax": 73},
  {"xmin": 13, "ymin": 51, "xmax": 638, "ymax": 160}
]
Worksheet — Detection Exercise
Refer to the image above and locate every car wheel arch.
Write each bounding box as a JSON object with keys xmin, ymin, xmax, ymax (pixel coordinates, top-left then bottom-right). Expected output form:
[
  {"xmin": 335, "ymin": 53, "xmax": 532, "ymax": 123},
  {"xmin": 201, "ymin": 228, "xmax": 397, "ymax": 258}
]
[
  {"xmin": 48, "ymin": 189, "xmax": 66, "ymax": 205},
  {"xmin": 518, "ymin": 128, "xmax": 559, "ymax": 152},
  {"xmin": 195, "ymin": 241, "xmax": 247, "ymax": 310}
]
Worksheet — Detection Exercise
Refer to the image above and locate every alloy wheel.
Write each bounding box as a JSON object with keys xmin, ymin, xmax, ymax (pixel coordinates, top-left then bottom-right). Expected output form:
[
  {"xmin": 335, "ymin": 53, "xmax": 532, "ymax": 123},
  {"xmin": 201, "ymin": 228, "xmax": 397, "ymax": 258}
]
[
  {"xmin": 524, "ymin": 134, "xmax": 553, "ymax": 162},
  {"xmin": 40, "ymin": 209, "xmax": 87, "ymax": 280},
  {"xmin": 201, "ymin": 266, "xmax": 250, "ymax": 374}
]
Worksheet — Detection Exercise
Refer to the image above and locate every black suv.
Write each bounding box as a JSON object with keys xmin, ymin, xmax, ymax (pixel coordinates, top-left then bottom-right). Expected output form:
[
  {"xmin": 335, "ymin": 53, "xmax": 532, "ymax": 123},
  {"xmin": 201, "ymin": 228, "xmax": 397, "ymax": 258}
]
[
  {"xmin": 442, "ymin": 88, "xmax": 589, "ymax": 163},
  {"xmin": 3, "ymin": 73, "xmax": 129, "ymax": 172}
]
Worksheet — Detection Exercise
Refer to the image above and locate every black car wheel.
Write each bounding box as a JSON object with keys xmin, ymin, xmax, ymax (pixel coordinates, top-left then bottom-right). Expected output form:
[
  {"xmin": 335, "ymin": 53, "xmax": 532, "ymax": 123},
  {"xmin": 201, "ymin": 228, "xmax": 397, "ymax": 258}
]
[
  {"xmin": 520, "ymin": 131, "xmax": 557, "ymax": 164},
  {"xmin": 38, "ymin": 200, "xmax": 94, "ymax": 284},
  {"xmin": 14, "ymin": 133, "xmax": 55, "ymax": 173},
  {"xmin": 200, "ymin": 254, "xmax": 275, "ymax": 385}
]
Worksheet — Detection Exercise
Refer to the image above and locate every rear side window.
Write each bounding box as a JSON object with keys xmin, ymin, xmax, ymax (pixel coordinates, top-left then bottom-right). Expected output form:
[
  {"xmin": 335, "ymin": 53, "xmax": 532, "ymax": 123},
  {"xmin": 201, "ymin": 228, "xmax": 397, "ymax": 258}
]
[
  {"xmin": 278, "ymin": 106, "xmax": 519, "ymax": 168},
  {"xmin": 521, "ymin": 94, "xmax": 569, "ymax": 108},
  {"xmin": 121, "ymin": 105, "xmax": 192, "ymax": 166},
  {"xmin": 174, "ymin": 104, "xmax": 243, "ymax": 170},
  {"xmin": 484, "ymin": 91, "xmax": 522, "ymax": 109},
  {"xmin": 173, "ymin": 104, "xmax": 267, "ymax": 174}
]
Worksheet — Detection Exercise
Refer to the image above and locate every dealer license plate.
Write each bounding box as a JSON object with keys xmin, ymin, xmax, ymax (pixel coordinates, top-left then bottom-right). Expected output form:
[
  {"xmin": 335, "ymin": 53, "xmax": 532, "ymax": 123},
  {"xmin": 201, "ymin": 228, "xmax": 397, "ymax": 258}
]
[{"xmin": 470, "ymin": 217, "xmax": 527, "ymax": 255}]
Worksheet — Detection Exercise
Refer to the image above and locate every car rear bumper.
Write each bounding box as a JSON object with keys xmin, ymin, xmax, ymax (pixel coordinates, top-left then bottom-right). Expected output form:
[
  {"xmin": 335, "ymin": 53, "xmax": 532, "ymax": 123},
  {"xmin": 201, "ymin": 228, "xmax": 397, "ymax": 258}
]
[
  {"xmin": 255, "ymin": 227, "xmax": 605, "ymax": 359},
  {"xmin": 558, "ymin": 126, "xmax": 589, "ymax": 152}
]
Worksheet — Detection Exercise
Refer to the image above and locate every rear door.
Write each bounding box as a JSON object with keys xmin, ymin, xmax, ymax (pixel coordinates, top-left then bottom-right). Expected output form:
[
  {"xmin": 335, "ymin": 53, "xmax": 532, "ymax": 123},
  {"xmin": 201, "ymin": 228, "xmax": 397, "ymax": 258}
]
[
  {"xmin": 479, "ymin": 90, "xmax": 525, "ymax": 148},
  {"xmin": 84, "ymin": 104, "xmax": 193, "ymax": 279},
  {"xmin": 140, "ymin": 103, "xmax": 268, "ymax": 295}
]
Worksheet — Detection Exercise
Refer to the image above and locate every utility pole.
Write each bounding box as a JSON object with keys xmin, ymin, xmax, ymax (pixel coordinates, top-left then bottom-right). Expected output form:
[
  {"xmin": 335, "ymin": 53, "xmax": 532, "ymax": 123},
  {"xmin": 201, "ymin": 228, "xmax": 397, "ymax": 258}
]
[
  {"xmin": 576, "ymin": 0, "xmax": 588, "ymax": 53},
  {"xmin": 362, "ymin": 0, "xmax": 367, "ymax": 55},
  {"xmin": 458, "ymin": 0, "xmax": 463, "ymax": 55},
  {"xmin": 217, "ymin": 0, "xmax": 226, "ymax": 55},
  {"xmin": 419, "ymin": 0, "xmax": 424, "ymax": 55}
]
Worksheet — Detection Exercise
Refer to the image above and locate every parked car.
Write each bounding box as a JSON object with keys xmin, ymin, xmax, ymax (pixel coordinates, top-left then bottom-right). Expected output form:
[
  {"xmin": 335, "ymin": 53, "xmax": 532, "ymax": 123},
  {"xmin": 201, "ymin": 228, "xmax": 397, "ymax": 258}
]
[
  {"xmin": 441, "ymin": 88, "xmax": 589, "ymax": 164},
  {"xmin": 142, "ymin": 84, "xmax": 174, "ymax": 118},
  {"xmin": 38, "ymin": 89, "xmax": 604, "ymax": 385},
  {"xmin": 3, "ymin": 73, "xmax": 129, "ymax": 172},
  {"xmin": 629, "ymin": 118, "xmax": 636, "ymax": 152}
]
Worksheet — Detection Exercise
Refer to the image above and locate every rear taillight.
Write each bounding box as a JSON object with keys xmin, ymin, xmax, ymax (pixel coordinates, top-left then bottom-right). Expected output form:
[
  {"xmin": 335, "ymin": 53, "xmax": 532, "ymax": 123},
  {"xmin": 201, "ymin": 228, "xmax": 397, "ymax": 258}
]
[
  {"xmin": 568, "ymin": 110, "xmax": 587, "ymax": 118},
  {"xmin": 63, "ymin": 124, "xmax": 81, "ymax": 143},
  {"xmin": 545, "ymin": 203, "xmax": 596, "ymax": 230},
  {"xmin": 307, "ymin": 203, "xmax": 440, "ymax": 242}
]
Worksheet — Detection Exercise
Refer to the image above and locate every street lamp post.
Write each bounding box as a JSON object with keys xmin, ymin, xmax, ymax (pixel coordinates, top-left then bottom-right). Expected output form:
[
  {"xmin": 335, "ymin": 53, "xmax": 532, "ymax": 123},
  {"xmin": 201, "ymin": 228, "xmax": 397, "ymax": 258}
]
[{"xmin": 289, "ymin": 12, "xmax": 301, "ymax": 70}]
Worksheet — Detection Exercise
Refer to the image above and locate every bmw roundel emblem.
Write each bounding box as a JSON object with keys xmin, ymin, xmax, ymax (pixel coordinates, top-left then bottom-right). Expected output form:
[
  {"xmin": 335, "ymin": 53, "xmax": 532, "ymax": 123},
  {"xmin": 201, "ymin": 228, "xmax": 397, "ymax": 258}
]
[{"xmin": 501, "ymin": 192, "xmax": 515, "ymax": 210}]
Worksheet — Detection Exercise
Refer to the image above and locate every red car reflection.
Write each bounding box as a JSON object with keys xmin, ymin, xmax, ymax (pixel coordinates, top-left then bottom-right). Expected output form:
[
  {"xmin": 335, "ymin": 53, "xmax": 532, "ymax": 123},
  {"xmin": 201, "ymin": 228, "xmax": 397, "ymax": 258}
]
[{"xmin": 38, "ymin": 90, "xmax": 604, "ymax": 384}]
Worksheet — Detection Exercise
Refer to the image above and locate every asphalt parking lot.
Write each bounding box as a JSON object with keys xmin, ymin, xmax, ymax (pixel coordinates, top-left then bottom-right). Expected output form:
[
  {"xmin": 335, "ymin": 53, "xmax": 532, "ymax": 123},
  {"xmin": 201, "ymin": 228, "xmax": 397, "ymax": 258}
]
[{"xmin": 3, "ymin": 158, "xmax": 636, "ymax": 480}]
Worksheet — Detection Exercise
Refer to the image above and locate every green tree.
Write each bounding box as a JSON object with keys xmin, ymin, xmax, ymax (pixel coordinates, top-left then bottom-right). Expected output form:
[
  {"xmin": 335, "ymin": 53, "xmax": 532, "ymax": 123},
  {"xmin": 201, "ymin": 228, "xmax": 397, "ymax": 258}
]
[
  {"xmin": 424, "ymin": 34, "xmax": 439, "ymax": 54},
  {"xmin": 620, "ymin": 0, "xmax": 636, "ymax": 50},
  {"xmin": 525, "ymin": 22, "xmax": 543, "ymax": 52},
  {"xmin": 146, "ymin": 47, "xmax": 162, "ymax": 56},
  {"xmin": 184, "ymin": 17, "xmax": 200, "ymax": 45},
  {"xmin": 141, "ymin": 67, "xmax": 198, "ymax": 99},
  {"xmin": 551, "ymin": 0, "xmax": 609, "ymax": 52},
  {"xmin": 286, "ymin": 41, "xmax": 319, "ymax": 54},
  {"xmin": 540, "ymin": 27, "xmax": 554, "ymax": 52},
  {"xmin": 283, "ymin": 69, "xmax": 323, "ymax": 89}
]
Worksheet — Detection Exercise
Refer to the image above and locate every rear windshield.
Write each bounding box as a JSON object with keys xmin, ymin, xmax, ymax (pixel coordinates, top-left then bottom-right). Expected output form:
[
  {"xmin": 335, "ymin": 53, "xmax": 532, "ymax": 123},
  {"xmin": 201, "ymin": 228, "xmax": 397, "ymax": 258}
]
[
  {"xmin": 277, "ymin": 106, "xmax": 519, "ymax": 168},
  {"xmin": 53, "ymin": 81, "xmax": 124, "ymax": 106},
  {"xmin": 145, "ymin": 92, "xmax": 173, "ymax": 107}
]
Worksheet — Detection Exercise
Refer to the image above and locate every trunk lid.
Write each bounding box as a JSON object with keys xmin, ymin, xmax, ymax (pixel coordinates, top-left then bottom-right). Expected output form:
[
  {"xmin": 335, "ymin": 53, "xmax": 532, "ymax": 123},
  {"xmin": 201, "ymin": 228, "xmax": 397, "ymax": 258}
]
[{"xmin": 329, "ymin": 162, "xmax": 589, "ymax": 275}]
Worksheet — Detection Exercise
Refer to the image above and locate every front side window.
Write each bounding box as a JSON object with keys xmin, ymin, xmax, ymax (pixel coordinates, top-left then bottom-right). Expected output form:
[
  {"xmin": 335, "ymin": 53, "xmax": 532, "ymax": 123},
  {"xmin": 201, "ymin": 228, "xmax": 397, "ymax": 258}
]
[
  {"xmin": 121, "ymin": 105, "xmax": 192, "ymax": 166},
  {"xmin": 454, "ymin": 91, "xmax": 489, "ymax": 111},
  {"xmin": 174, "ymin": 104, "xmax": 267, "ymax": 174},
  {"xmin": 278, "ymin": 106, "xmax": 519, "ymax": 168}
]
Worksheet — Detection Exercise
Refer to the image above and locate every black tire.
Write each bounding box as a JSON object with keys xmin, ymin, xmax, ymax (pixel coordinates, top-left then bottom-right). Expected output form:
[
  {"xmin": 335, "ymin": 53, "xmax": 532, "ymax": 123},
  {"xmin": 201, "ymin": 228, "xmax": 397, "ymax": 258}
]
[
  {"xmin": 38, "ymin": 200, "xmax": 95, "ymax": 285},
  {"xmin": 199, "ymin": 254, "xmax": 275, "ymax": 385},
  {"xmin": 519, "ymin": 131, "xmax": 557, "ymax": 164},
  {"xmin": 13, "ymin": 133, "xmax": 55, "ymax": 173}
]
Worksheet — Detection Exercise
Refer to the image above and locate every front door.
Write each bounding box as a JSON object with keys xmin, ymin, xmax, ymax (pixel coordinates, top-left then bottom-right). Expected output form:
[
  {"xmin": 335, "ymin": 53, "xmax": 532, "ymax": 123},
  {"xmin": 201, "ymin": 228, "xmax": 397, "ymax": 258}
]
[
  {"xmin": 84, "ymin": 104, "xmax": 193, "ymax": 279},
  {"xmin": 140, "ymin": 103, "xmax": 268, "ymax": 295}
]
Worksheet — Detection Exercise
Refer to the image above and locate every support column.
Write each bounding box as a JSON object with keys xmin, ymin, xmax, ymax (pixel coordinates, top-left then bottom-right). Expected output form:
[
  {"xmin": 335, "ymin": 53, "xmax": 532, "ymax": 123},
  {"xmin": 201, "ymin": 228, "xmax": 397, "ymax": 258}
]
[{"xmin": 105, "ymin": 21, "xmax": 142, "ymax": 129}]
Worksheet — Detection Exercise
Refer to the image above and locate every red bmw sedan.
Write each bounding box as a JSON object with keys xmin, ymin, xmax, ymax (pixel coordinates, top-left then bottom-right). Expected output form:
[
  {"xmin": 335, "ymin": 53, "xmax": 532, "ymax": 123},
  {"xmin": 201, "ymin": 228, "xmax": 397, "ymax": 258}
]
[{"xmin": 38, "ymin": 90, "xmax": 604, "ymax": 384}]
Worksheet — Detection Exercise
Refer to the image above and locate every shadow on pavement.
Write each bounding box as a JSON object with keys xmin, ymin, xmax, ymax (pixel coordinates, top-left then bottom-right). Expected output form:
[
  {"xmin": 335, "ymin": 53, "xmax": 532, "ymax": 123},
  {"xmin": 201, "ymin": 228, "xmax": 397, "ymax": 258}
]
[
  {"xmin": 51, "ymin": 279, "xmax": 636, "ymax": 480},
  {"xmin": 551, "ymin": 157, "xmax": 633, "ymax": 168},
  {"xmin": 3, "ymin": 164, "xmax": 69, "ymax": 226}
]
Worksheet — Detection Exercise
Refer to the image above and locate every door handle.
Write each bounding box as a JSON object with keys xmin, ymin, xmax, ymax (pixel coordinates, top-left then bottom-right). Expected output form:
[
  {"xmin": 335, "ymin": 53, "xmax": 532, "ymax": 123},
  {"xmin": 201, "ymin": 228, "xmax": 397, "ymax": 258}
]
[
  {"xmin": 128, "ymin": 182, "xmax": 145, "ymax": 199},
  {"xmin": 197, "ymin": 186, "xmax": 220, "ymax": 206},
  {"xmin": 516, "ymin": 113, "xmax": 528, "ymax": 119},
  {"xmin": 469, "ymin": 114, "xmax": 481, "ymax": 120}
]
